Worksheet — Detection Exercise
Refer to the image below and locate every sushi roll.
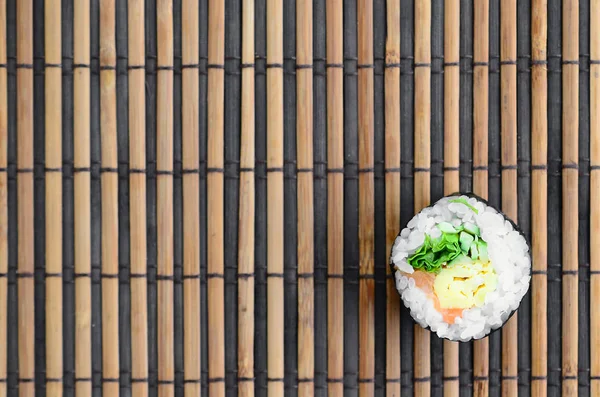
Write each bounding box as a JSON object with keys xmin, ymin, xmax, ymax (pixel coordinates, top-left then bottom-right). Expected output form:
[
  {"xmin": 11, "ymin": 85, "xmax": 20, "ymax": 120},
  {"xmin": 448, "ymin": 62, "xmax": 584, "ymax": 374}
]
[{"xmin": 389, "ymin": 193, "xmax": 531, "ymax": 342}]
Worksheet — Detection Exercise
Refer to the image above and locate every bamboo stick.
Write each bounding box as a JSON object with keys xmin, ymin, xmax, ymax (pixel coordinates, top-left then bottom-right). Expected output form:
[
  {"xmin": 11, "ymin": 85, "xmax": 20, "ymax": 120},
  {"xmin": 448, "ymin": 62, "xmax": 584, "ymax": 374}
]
[
  {"xmin": 181, "ymin": 0, "xmax": 201, "ymax": 395},
  {"xmin": 100, "ymin": 0, "xmax": 120, "ymax": 394},
  {"xmin": 384, "ymin": 0, "xmax": 400, "ymax": 395},
  {"xmin": 74, "ymin": 0, "xmax": 92, "ymax": 394},
  {"xmin": 326, "ymin": 0, "xmax": 344, "ymax": 394},
  {"xmin": 473, "ymin": 3, "xmax": 489, "ymax": 202},
  {"xmin": 266, "ymin": 0, "xmax": 285, "ymax": 394},
  {"xmin": 531, "ymin": 0, "xmax": 548, "ymax": 394},
  {"xmin": 207, "ymin": 0, "xmax": 225, "ymax": 395},
  {"xmin": 562, "ymin": 0, "xmax": 579, "ymax": 394},
  {"xmin": 357, "ymin": 0, "xmax": 375, "ymax": 395},
  {"xmin": 181, "ymin": 0, "xmax": 201, "ymax": 394},
  {"xmin": 238, "ymin": 0, "xmax": 255, "ymax": 395},
  {"xmin": 157, "ymin": 0, "xmax": 174, "ymax": 396},
  {"xmin": 16, "ymin": 0, "xmax": 35, "ymax": 394},
  {"xmin": 45, "ymin": 0, "xmax": 63, "ymax": 395},
  {"xmin": 128, "ymin": 0, "xmax": 149, "ymax": 395},
  {"xmin": 297, "ymin": 0, "xmax": 314, "ymax": 395},
  {"xmin": 0, "ymin": 0, "xmax": 7, "ymax": 396},
  {"xmin": 591, "ymin": 0, "xmax": 600, "ymax": 395},
  {"xmin": 500, "ymin": 1, "xmax": 518, "ymax": 395},
  {"xmin": 473, "ymin": 0, "xmax": 489, "ymax": 197},
  {"xmin": 472, "ymin": 0, "xmax": 490, "ymax": 395},
  {"xmin": 414, "ymin": 0, "xmax": 431, "ymax": 394},
  {"xmin": 443, "ymin": 0, "xmax": 460, "ymax": 395}
]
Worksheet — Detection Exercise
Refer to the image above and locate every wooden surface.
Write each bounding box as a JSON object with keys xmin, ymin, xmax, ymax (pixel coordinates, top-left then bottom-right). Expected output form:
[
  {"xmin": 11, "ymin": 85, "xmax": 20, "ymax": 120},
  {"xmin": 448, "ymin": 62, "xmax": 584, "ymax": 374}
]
[{"xmin": 0, "ymin": 1, "xmax": 594, "ymax": 396}]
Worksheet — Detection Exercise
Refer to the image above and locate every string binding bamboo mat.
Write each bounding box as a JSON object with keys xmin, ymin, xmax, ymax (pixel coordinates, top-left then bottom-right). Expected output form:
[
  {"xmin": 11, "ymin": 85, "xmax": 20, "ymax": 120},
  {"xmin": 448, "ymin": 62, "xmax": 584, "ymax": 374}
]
[{"xmin": 0, "ymin": 0, "xmax": 596, "ymax": 396}]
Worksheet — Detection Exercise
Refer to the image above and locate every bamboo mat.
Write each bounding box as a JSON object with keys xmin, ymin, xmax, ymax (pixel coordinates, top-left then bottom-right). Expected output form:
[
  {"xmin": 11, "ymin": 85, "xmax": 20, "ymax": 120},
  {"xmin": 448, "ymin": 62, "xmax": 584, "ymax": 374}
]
[{"xmin": 0, "ymin": 0, "xmax": 596, "ymax": 396}]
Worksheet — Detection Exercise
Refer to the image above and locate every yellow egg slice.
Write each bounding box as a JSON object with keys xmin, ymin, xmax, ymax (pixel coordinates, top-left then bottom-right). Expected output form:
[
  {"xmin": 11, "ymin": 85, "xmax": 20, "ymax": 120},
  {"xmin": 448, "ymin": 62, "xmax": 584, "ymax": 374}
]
[{"xmin": 433, "ymin": 261, "xmax": 498, "ymax": 309}]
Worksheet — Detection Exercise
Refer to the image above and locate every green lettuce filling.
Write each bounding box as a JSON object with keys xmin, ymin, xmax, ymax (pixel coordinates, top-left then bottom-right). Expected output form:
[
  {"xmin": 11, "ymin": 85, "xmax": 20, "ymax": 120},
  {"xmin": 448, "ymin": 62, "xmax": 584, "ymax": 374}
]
[{"xmin": 407, "ymin": 216, "xmax": 487, "ymax": 272}]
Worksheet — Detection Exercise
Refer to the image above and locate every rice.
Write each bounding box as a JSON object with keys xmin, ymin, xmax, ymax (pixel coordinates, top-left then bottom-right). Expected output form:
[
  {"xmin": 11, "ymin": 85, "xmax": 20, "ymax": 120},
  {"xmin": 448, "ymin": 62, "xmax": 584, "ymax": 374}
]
[{"xmin": 389, "ymin": 193, "xmax": 531, "ymax": 342}]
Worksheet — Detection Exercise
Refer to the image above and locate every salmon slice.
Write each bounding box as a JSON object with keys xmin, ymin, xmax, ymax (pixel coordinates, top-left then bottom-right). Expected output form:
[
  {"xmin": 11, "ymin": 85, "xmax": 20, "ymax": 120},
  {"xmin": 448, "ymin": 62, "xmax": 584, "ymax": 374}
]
[{"xmin": 402, "ymin": 269, "xmax": 464, "ymax": 324}]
